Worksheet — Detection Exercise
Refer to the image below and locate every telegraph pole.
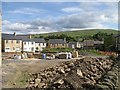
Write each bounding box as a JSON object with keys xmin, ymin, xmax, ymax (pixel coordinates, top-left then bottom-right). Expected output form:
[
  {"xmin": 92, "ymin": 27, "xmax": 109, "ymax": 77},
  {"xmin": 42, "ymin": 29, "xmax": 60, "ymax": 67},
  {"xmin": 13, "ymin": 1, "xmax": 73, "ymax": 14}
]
[
  {"xmin": 117, "ymin": 31, "xmax": 120, "ymax": 60},
  {"xmin": 0, "ymin": 8, "xmax": 1, "ymax": 67},
  {"xmin": 0, "ymin": 2, "xmax": 2, "ymax": 89},
  {"xmin": 0, "ymin": 3, "xmax": 1, "ymax": 67}
]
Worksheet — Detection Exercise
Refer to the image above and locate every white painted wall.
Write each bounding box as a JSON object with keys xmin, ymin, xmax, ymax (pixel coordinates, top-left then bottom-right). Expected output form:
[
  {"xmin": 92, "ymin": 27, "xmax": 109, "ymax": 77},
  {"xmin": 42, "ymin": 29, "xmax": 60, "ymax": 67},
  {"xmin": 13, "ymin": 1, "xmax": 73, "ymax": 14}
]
[
  {"xmin": 5, "ymin": 47, "xmax": 10, "ymax": 52},
  {"xmin": 23, "ymin": 41, "xmax": 35, "ymax": 52},
  {"xmin": 76, "ymin": 42, "xmax": 83, "ymax": 48},
  {"xmin": 35, "ymin": 42, "xmax": 46, "ymax": 51}
]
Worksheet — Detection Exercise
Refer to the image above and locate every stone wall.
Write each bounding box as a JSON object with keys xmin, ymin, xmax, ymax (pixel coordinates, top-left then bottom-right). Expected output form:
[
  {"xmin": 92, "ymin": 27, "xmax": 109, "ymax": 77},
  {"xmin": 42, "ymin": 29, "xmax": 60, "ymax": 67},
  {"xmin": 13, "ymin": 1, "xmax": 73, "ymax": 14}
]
[{"xmin": 95, "ymin": 61, "xmax": 119, "ymax": 90}]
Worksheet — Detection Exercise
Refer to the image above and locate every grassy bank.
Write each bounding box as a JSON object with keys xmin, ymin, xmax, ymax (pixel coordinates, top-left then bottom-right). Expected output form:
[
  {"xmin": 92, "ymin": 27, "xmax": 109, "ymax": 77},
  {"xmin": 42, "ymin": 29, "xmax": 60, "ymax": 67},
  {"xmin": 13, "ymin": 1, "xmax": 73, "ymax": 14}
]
[
  {"xmin": 78, "ymin": 49, "xmax": 106, "ymax": 56},
  {"xmin": 32, "ymin": 29, "xmax": 118, "ymax": 38}
]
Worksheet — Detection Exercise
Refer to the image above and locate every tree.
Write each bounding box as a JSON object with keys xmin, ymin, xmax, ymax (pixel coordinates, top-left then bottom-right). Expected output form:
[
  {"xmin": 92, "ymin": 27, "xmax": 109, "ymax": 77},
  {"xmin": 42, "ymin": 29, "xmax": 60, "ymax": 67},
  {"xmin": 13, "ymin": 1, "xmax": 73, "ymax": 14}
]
[
  {"xmin": 36, "ymin": 47, "xmax": 39, "ymax": 51},
  {"xmin": 93, "ymin": 32, "xmax": 107, "ymax": 41},
  {"xmin": 104, "ymin": 34, "xmax": 116, "ymax": 51}
]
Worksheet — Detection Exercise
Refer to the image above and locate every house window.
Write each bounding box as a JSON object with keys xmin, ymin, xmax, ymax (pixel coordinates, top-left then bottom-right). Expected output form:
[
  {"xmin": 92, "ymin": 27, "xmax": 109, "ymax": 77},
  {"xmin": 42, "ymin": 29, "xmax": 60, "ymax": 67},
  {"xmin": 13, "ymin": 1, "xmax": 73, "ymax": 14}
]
[
  {"xmin": 16, "ymin": 40, "xmax": 20, "ymax": 43},
  {"xmin": 39, "ymin": 43, "xmax": 41, "ymax": 46},
  {"xmin": 16, "ymin": 47, "xmax": 20, "ymax": 51},
  {"xmin": 11, "ymin": 40, "xmax": 13, "ymax": 43},
  {"xmin": 55, "ymin": 44, "xmax": 58, "ymax": 46},
  {"xmin": 31, "ymin": 47, "xmax": 34, "ymax": 51},
  {"xmin": 36, "ymin": 47, "xmax": 39, "ymax": 51},
  {"xmin": 6, "ymin": 40, "xmax": 8, "ymax": 43},
  {"xmin": 24, "ymin": 48, "xmax": 27, "ymax": 50},
  {"xmin": 5, "ymin": 47, "xmax": 10, "ymax": 50},
  {"xmin": 43, "ymin": 43, "xmax": 45, "ymax": 46},
  {"xmin": 24, "ymin": 42, "xmax": 26, "ymax": 45},
  {"xmin": 32, "ymin": 42, "xmax": 34, "ymax": 45}
]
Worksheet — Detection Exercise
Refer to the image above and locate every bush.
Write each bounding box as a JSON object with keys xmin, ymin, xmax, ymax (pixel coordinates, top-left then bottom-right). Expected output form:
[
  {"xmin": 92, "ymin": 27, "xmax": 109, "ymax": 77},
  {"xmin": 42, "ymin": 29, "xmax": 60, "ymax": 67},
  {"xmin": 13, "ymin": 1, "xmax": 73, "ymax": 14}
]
[
  {"xmin": 42, "ymin": 48, "xmax": 73, "ymax": 53},
  {"xmin": 108, "ymin": 55, "xmax": 116, "ymax": 61}
]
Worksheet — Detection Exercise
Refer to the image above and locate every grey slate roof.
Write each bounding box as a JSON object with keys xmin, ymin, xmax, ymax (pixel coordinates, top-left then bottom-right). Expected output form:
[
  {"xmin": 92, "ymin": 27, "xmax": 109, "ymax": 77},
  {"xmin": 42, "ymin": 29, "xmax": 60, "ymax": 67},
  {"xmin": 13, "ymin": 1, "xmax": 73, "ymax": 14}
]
[
  {"xmin": 23, "ymin": 38, "xmax": 46, "ymax": 43},
  {"xmin": 48, "ymin": 39, "xmax": 66, "ymax": 44},
  {"xmin": 94, "ymin": 41, "xmax": 104, "ymax": 44},
  {"xmin": 83, "ymin": 40, "xmax": 94, "ymax": 46},
  {"xmin": 2, "ymin": 33, "xmax": 46, "ymax": 43},
  {"xmin": 32, "ymin": 38, "xmax": 46, "ymax": 43},
  {"xmin": 69, "ymin": 42, "xmax": 77, "ymax": 44},
  {"xmin": 2, "ymin": 33, "xmax": 22, "ymax": 40},
  {"xmin": 22, "ymin": 38, "xmax": 32, "ymax": 42},
  {"xmin": 16, "ymin": 35, "xmax": 29, "ymax": 39}
]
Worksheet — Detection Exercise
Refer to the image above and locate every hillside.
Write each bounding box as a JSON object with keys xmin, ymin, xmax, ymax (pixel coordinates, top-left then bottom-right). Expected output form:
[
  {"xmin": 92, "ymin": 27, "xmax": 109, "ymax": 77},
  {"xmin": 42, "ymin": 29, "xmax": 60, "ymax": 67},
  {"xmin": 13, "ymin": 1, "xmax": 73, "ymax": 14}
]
[{"xmin": 32, "ymin": 29, "xmax": 118, "ymax": 38}]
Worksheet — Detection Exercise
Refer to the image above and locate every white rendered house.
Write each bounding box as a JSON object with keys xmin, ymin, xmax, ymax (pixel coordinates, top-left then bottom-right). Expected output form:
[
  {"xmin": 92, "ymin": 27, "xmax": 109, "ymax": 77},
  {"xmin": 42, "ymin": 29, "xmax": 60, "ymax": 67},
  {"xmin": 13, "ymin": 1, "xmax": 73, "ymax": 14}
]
[
  {"xmin": 33, "ymin": 38, "xmax": 46, "ymax": 52},
  {"xmin": 22, "ymin": 38, "xmax": 46, "ymax": 52},
  {"xmin": 23, "ymin": 39, "xmax": 36, "ymax": 52}
]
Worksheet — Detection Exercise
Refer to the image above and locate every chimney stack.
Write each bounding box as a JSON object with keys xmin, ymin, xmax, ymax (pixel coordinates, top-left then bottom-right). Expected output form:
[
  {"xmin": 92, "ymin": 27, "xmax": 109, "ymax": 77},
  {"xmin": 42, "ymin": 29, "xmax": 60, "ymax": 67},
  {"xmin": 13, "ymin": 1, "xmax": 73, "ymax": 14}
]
[
  {"xmin": 64, "ymin": 38, "xmax": 66, "ymax": 42},
  {"xmin": 29, "ymin": 35, "xmax": 32, "ymax": 39},
  {"xmin": 13, "ymin": 32, "xmax": 16, "ymax": 36}
]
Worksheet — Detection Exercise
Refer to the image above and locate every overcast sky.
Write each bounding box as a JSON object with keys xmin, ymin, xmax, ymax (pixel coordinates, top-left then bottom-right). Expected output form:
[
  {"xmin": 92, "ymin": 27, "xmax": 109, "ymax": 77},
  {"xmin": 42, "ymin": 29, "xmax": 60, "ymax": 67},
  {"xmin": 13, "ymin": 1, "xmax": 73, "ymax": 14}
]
[{"xmin": 2, "ymin": 2, "xmax": 118, "ymax": 34}]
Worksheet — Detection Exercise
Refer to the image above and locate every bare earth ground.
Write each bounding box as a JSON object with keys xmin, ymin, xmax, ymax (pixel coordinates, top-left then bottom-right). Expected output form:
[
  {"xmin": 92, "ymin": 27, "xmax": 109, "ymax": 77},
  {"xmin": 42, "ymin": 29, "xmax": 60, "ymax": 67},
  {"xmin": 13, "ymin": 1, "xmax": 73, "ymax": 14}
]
[{"xmin": 2, "ymin": 59, "xmax": 72, "ymax": 88}]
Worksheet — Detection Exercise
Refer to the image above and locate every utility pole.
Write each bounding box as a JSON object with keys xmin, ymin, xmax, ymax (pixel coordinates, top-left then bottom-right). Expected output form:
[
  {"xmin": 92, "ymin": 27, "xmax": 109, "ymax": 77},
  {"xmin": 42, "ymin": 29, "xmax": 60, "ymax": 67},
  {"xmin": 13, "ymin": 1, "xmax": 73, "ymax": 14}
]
[
  {"xmin": 0, "ymin": 3, "xmax": 2, "ymax": 90},
  {"xmin": 117, "ymin": 31, "xmax": 120, "ymax": 60},
  {"xmin": 0, "ymin": 5, "xmax": 1, "ymax": 67}
]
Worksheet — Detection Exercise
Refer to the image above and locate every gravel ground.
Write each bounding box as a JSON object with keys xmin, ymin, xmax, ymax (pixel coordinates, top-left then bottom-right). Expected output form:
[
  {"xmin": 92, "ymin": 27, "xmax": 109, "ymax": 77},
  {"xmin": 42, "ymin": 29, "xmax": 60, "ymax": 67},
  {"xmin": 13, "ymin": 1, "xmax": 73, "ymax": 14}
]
[{"xmin": 2, "ymin": 59, "xmax": 73, "ymax": 88}]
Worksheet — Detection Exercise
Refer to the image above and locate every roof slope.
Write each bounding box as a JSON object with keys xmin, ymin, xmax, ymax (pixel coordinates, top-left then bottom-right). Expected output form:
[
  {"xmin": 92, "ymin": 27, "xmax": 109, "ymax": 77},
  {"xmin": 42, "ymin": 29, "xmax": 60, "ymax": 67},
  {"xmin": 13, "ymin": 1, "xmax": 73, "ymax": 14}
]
[
  {"xmin": 2, "ymin": 33, "xmax": 22, "ymax": 40},
  {"xmin": 2, "ymin": 33, "xmax": 46, "ymax": 43},
  {"xmin": 32, "ymin": 38, "xmax": 46, "ymax": 43},
  {"xmin": 48, "ymin": 39, "xmax": 66, "ymax": 44}
]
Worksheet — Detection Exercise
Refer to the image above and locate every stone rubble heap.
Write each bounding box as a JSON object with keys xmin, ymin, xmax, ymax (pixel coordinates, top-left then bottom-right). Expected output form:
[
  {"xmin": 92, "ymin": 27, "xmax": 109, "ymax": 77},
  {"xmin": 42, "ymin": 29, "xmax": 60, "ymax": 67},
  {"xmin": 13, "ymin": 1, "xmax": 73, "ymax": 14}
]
[{"xmin": 26, "ymin": 56, "xmax": 113, "ymax": 90}]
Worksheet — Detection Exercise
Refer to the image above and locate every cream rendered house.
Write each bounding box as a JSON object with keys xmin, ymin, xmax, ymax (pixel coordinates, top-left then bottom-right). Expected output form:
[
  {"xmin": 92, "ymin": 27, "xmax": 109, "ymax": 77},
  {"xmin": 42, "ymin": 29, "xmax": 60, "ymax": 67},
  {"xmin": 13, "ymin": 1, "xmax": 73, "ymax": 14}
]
[{"xmin": 2, "ymin": 33, "xmax": 22, "ymax": 52}]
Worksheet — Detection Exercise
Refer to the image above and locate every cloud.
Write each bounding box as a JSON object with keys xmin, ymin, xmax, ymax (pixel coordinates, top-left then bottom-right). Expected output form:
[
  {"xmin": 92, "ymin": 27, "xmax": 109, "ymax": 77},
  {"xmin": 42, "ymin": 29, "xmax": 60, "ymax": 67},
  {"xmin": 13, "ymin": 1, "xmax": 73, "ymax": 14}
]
[
  {"xmin": 60, "ymin": 2, "xmax": 118, "ymax": 27},
  {"xmin": 3, "ymin": 21, "xmax": 31, "ymax": 31},
  {"xmin": 2, "ymin": 19, "xmax": 60, "ymax": 34},
  {"xmin": 8, "ymin": 8, "xmax": 47, "ymax": 15},
  {"xmin": 2, "ymin": 20, "xmax": 11, "ymax": 25},
  {"xmin": 61, "ymin": 7, "xmax": 83, "ymax": 13},
  {"xmin": 2, "ymin": 2, "xmax": 118, "ymax": 34},
  {"xmin": 56, "ymin": 13, "xmax": 104, "ymax": 29}
]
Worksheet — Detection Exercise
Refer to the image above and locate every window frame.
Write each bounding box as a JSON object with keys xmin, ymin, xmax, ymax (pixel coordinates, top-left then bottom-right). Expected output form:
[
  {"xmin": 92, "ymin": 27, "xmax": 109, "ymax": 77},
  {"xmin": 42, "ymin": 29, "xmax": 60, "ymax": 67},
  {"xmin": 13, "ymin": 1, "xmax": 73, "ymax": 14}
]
[
  {"xmin": 16, "ymin": 40, "xmax": 20, "ymax": 44},
  {"xmin": 6, "ymin": 40, "xmax": 8, "ymax": 44}
]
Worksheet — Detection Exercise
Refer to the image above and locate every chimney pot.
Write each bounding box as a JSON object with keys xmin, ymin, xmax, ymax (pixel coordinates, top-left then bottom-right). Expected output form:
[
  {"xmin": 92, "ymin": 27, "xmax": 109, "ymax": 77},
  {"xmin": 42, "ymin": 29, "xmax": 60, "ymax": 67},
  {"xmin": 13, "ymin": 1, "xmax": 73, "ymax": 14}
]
[
  {"xmin": 13, "ymin": 32, "xmax": 16, "ymax": 36},
  {"xmin": 29, "ymin": 35, "xmax": 32, "ymax": 39}
]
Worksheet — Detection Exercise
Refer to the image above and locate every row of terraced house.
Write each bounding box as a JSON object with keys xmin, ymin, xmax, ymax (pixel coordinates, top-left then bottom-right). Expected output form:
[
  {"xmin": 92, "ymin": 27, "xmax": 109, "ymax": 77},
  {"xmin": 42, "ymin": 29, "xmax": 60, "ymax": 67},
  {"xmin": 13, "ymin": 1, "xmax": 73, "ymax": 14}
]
[{"xmin": 2, "ymin": 32, "xmax": 104, "ymax": 52}]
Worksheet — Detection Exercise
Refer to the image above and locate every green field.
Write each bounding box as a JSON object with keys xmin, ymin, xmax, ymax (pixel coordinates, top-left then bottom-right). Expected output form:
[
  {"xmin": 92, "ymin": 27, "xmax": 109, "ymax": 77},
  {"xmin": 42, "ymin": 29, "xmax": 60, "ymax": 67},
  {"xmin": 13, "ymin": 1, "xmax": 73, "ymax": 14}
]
[{"xmin": 32, "ymin": 29, "xmax": 118, "ymax": 38}]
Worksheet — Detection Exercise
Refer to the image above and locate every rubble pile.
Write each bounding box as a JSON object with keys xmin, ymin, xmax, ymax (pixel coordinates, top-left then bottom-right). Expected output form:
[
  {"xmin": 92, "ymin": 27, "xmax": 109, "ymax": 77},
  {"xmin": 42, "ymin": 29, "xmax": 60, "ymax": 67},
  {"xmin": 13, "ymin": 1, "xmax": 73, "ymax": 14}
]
[{"xmin": 26, "ymin": 57, "xmax": 113, "ymax": 90}]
